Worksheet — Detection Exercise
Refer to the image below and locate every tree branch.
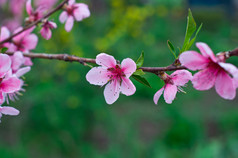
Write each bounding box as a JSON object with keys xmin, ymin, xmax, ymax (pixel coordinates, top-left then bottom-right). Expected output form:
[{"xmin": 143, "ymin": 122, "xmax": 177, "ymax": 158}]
[{"xmin": 0, "ymin": 0, "xmax": 69, "ymax": 45}]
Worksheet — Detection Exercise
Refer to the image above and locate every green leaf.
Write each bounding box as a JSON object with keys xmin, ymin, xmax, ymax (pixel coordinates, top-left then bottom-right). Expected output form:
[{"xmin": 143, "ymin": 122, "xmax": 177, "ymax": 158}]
[
  {"xmin": 1, "ymin": 47, "xmax": 8, "ymax": 53},
  {"xmin": 132, "ymin": 75, "xmax": 151, "ymax": 88},
  {"xmin": 133, "ymin": 69, "xmax": 145, "ymax": 76},
  {"xmin": 186, "ymin": 23, "xmax": 203, "ymax": 50},
  {"xmin": 136, "ymin": 51, "xmax": 144, "ymax": 68},
  {"xmin": 167, "ymin": 40, "xmax": 176, "ymax": 58},
  {"xmin": 181, "ymin": 9, "xmax": 197, "ymax": 52}
]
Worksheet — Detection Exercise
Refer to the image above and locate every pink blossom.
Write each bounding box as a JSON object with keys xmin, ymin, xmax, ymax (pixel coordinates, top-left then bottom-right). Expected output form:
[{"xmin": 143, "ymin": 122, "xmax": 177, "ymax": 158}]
[
  {"xmin": 10, "ymin": 0, "xmax": 25, "ymax": 16},
  {"xmin": 0, "ymin": 106, "xmax": 20, "ymax": 122},
  {"xmin": 40, "ymin": 20, "xmax": 57, "ymax": 40},
  {"xmin": 0, "ymin": 26, "xmax": 10, "ymax": 48},
  {"xmin": 25, "ymin": 0, "xmax": 44, "ymax": 23},
  {"xmin": 180, "ymin": 42, "xmax": 238, "ymax": 100},
  {"xmin": 0, "ymin": 0, "xmax": 6, "ymax": 6},
  {"xmin": 35, "ymin": 0, "xmax": 58, "ymax": 10},
  {"xmin": 86, "ymin": 53, "xmax": 137, "ymax": 104},
  {"xmin": 8, "ymin": 27, "xmax": 38, "ymax": 52},
  {"xmin": 0, "ymin": 54, "xmax": 21, "ymax": 105},
  {"xmin": 59, "ymin": 0, "xmax": 90, "ymax": 32},
  {"xmin": 153, "ymin": 70, "xmax": 192, "ymax": 104}
]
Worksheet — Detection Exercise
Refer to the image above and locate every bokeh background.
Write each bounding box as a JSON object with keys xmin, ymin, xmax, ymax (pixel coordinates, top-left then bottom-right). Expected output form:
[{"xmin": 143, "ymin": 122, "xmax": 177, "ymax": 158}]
[{"xmin": 1, "ymin": 0, "xmax": 238, "ymax": 157}]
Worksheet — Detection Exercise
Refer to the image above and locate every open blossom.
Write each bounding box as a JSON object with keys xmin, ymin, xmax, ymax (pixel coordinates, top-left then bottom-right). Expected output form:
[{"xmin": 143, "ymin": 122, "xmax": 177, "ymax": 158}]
[
  {"xmin": 0, "ymin": 54, "xmax": 21, "ymax": 105},
  {"xmin": 86, "ymin": 53, "xmax": 137, "ymax": 104},
  {"xmin": 180, "ymin": 42, "xmax": 238, "ymax": 100},
  {"xmin": 59, "ymin": 0, "xmax": 90, "ymax": 32},
  {"xmin": 40, "ymin": 20, "xmax": 57, "ymax": 40},
  {"xmin": 0, "ymin": 106, "xmax": 19, "ymax": 122},
  {"xmin": 26, "ymin": 0, "xmax": 44, "ymax": 23},
  {"xmin": 153, "ymin": 70, "xmax": 192, "ymax": 104}
]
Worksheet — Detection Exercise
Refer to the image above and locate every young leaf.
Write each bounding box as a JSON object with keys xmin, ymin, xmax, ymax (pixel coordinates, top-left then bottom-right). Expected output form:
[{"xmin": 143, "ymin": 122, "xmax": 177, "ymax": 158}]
[
  {"xmin": 136, "ymin": 51, "xmax": 144, "ymax": 68},
  {"xmin": 1, "ymin": 47, "xmax": 8, "ymax": 53},
  {"xmin": 186, "ymin": 23, "xmax": 203, "ymax": 50},
  {"xmin": 132, "ymin": 75, "xmax": 151, "ymax": 88},
  {"xmin": 167, "ymin": 40, "xmax": 177, "ymax": 58},
  {"xmin": 181, "ymin": 9, "xmax": 197, "ymax": 52},
  {"xmin": 133, "ymin": 69, "xmax": 145, "ymax": 76}
]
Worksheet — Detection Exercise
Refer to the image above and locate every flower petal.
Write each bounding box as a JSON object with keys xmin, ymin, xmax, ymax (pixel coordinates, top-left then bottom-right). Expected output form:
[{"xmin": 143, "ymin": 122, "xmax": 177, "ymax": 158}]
[
  {"xmin": 96, "ymin": 53, "xmax": 117, "ymax": 68},
  {"xmin": 1, "ymin": 106, "xmax": 19, "ymax": 115},
  {"xmin": 196, "ymin": 42, "xmax": 217, "ymax": 62},
  {"xmin": 121, "ymin": 58, "xmax": 137, "ymax": 78},
  {"xmin": 65, "ymin": 16, "xmax": 74, "ymax": 32},
  {"xmin": 59, "ymin": 11, "xmax": 68, "ymax": 23},
  {"xmin": 40, "ymin": 27, "xmax": 52, "ymax": 40},
  {"xmin": 153, "ymin": 87, "xmax": 164, "ymax": 105},
  {"xmin": 26, "ymin": 0, "xmax": 32, "ymax": 15},
  {"xmin": 192, "ymin": 66, "xmax": 218, "ymax": 90},
  {"xmin": 0, "ymin": 77, "xmax": 21, "ymax": 93},
  {"xmin": 179, "ymin": 51, "xmax": 209, "ymax": 71},
  {"xmin": 0, "ymin": 54, "xmax": 11, "ymax": 78},
  {"xmin": 215, "ymin": 70, "xmax": 236, "ymax": 100},
  {"xmin": 163, "ymin": 84, "xmax": 177, "ymax": 104},
  {"xmin": 103, "ymin": 80, "xmax": 120, "ymax": 104},
  {"xmin": 68, "ymin": 0, "xmax": 75, "ymax": 5},
  {"xmin": 73, "ymin": 3, "xmax": 90, "ymax": 21},
  {"xmin": 15, "ymin": 67, "xmax": 31, "ymax": 77},
  {"xmin": 0, "ymin": 26, "xmax": 10, "ymax": 41},
  {"xmin": 86, "ymin": 67, "xmax": 110, "ymax": 86},
  {"xmin": 171, "ymin": 70, "xmax": 192, "ymax": 86},
  {"xmin": 22, "ymin": 34, "xmax": 38, "ymax": 50},
  {"xmin": 11, "ymin": 51, "xmax": 24, "ymax": 71},
  {"xmin": 219, "ymin": 62, "xmax": 238, "ymax": 78},
  {"xmin": 0, "ymin": 92, "xmax": 5, "ymax": 105},
  {"xmin": 120, "ymin": 77, "xmax": 136, "ymax": 96}
]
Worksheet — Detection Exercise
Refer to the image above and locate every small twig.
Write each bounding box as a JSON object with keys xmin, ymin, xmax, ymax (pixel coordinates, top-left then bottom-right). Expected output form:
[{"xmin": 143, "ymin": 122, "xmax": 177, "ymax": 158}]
[{"xmin": 0, "ymin": 0, "xmax": 69, "ymax": 45}]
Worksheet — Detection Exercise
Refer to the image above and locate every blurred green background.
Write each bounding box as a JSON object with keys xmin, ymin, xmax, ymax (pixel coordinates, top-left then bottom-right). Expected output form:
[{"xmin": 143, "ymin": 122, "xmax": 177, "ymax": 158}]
[{"xmin": 1, "ymin": 0, "xmax": 238, "ymax": 157}]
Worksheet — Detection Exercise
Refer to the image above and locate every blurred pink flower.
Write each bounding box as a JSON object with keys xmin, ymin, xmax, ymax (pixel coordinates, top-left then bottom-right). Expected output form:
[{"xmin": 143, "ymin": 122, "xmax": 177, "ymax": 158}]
[
  {"xmin": 59, "ymin": 0, "xmax": 90, "ymax": 32},
  {"xmin": 40, "ymin": 20, "xmax": 57, "ymax": 40},
  {"xmin": 153, "ymin": 70, "xmax": 192, "ymax": 104},
  {"xmin": 10, "ymin": 0, "xmax": 25, "ymax": 15},
  {"xmin": 86, "ymin": 53, "xmax": 136, "ymax": 104},
  {"xmin": 180, "ymin": 42, "xmax": 238, "ymax": 100},
  {"xmin": 0, "ymin": 106, "xmax": 19, "ymax": 122},
  {"xmin": 26, "ymin": 0, "xmax": 44, "ymax": 23},
  {"xmin": 35, "ymin": 0, "xmax": 58, "ymax": 10},
  {"xmin": 0, "ymin": 0, "xmax": 7, "ymax": 5},
  {"xmin": 0, "ymin": 26, "xmax": 10, "ymax": 48},
  {"xmin": 0, "ymin": 54, "xmax": 21, "ymax": 105}
]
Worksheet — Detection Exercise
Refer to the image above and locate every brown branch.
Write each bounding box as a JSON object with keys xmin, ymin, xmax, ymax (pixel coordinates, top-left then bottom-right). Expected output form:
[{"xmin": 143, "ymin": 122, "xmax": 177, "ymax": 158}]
[
  {"xmin": 0, "ymin": 0, "xmax": 69, "ymax": 45},
  {"xmin": 229, "ymin": 48, "xmax": 238, "ymax": 57}
]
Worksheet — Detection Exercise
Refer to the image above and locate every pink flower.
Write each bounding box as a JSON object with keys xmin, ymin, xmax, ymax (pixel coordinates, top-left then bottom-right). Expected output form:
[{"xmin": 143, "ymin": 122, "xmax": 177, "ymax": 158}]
[
  {"xmin": 180, "ymin": 42, "xmax": 238, "ymax": 100},
  {"xmin": 0, "ymin": 54, "xmax": 21, "ymax": 105},
  {"xmin": 153, "ymin": 70, "xmax": 192, "ymax": 104},
  {"xmin": 59, "ymin": 0, "xmax": 90, "ymax": 32},
  {"xmin": 9, "ymin": 27, "xmax": 38, "ymax": 52},
  {"xmin": 86, "ymin": 53, "xmax": 137, "ymax": 104},
  {"xmin": 26, "ymin": 0, "xmax": 44, "ymax": 23},
  {"xmin": 35, "ymin": 0, "xmax": 58, "ymax": 10},
  {"xmin": 40, "ymin": 20, "xmax": 57, "ymax": 40},
  {"xmin": 0, "ymin": 26, "xmax": 10, "ymax": 48},
  {"xmin": 0, "ymin": 106, "xmax": 20, "ymax": 122}
]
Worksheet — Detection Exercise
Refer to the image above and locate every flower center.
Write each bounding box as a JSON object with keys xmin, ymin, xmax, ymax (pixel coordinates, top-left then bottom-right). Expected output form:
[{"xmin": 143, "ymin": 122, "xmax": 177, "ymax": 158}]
[{"xmin": 107, "ymin": 65, "xmax": 125, "ymax": 81}]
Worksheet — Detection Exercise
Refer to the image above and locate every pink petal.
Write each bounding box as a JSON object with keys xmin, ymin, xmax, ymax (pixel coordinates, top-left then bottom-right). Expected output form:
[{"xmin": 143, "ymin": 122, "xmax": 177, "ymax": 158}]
[
  {"xmin": 1, "ymin": 106, "xmax": 19, "ymax": 115},
  {"xmin": 215, "ymin": 70, "xmax": 236, "ymax": 100},
  {"xmin": 120, "ymin": 77, "xmax": 136, "ymax": 96},
  {"xmin": 196, "ymin": 42, "xmax": 217, "ymax": 63},
  {"xmin": 96, "ymin": 53, "xmax": 117, "ymax": 68},
  {"xmin": 73, "ymin": 4, "xmax": 90, "ymax": 21},
  {"xmin": 219, "ymin": 62, "xmax": 238, "ymax": 78},
  {"xmin": 22, "ymin": 34, "xmax": 38, "ymax": 50},
  {"xmin": 40, "ymin": 27, "xmax": 52, "ymax": 40},
  {"xmin": 11, "ymin": 51, "xmax": 24, "ymax": 71},
  {"xmin": 171, "ymin": 70, "xmax": 192, "ymax": 86},
  {"xmin": 103, "ymin": 80, "xmax": 120, "ymax": 104},
  {"xmin": 86, "ymin": 67, "xmax": 110, "ymax": 86},
  {"xmin": 153, "ymin": 87, "xmax": 164, "ymax": 105},
  {"xmin": 26, "ymin": 0, "xmax": 33, "ymax": 15},
  {"xmin": 13, "ymin": 27, "xmax": 35, "ymax": 42},
  {"xmin": 0, "ymin": 92, "xmax": 5, "ymax": 105},
  {"xmin": 15, "ymin": 67, "xmax": 31, "ymax": 77},
  {"xmin": 121, "ymin": 58, "xmax": 137, "ymax": 78},
  {"xmin": 49, "ymin": 21, "xmax": 57, "ymax": 29},
  {"xmin": 65, "ymin": 16, "xmax": 74, "ymax": 32},
  {"xmin": 0, "ymin": 54, "xmax": 11, "ymax": 78},
  {"xmin": 59, "ymin": 11, "xmax": 68, "ymax": 23},
  {"xmin": 24, "ymin": 56, "xmax": 33, "ymax": 66},
  {"xmin": 0, "ymin": 77, "xmax": 21, "ymax": 93},
  {"xmin": 163, "ymin": 84, "xmax": 177, "ymax": 104},
  {"xmin": 68, "ymin": 0, "xmax": 75, "ymax": 5},
  {"xmin": 192, "ymin": 66, "xmax": 219, "ymax": 90},
  {"xmin": 179, "ymin": 51, "xmax": 209, "ymax": 71},
  {"xmin": 0, "ymin": 26, "xmax": 10, "ymax": 41}
]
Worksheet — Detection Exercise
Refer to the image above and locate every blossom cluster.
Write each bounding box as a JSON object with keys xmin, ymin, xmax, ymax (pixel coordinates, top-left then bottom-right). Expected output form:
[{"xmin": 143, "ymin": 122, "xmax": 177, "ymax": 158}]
[
  {"xmin": 86, "ymin": 43, "xmax": 238, "ymax": 105},
  {"xmin": 0, "ymin": 0, "xmax": 90, "ymax": 122}
]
